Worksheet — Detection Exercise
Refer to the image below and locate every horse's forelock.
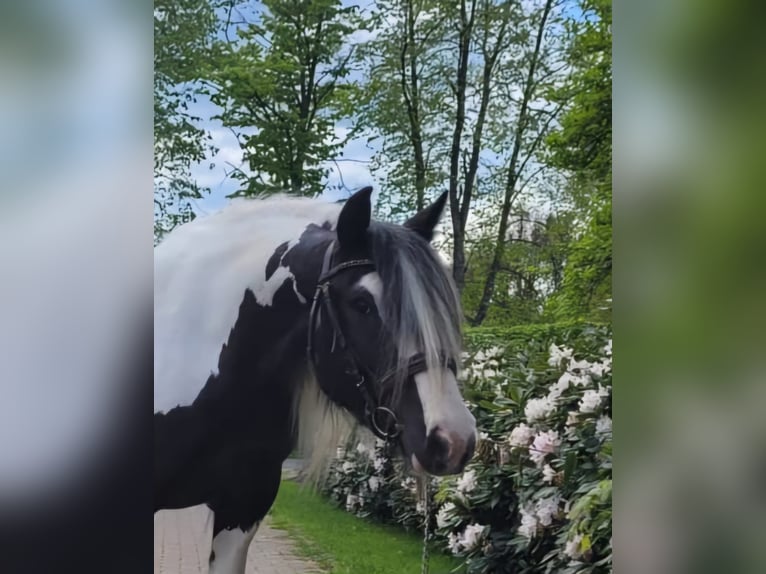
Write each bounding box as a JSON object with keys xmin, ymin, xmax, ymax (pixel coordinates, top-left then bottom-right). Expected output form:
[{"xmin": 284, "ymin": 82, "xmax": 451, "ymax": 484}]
[{"xmin": 368, "ymin": 222, "xmax": 463, "ymax": 396}]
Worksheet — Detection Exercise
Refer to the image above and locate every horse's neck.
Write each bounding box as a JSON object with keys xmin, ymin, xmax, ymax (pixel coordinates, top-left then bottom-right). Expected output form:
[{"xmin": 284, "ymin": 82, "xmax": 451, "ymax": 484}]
[{"xmin": 193, "ymin": 294, "xmax": 308, "ymax": 415}]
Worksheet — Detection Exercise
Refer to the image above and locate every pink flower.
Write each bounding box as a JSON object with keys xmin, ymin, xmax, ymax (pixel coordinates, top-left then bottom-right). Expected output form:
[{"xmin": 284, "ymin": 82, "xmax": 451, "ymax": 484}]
[{"xmin": 529, "ymin": 430, "xmax": 561, "ymax": 465}]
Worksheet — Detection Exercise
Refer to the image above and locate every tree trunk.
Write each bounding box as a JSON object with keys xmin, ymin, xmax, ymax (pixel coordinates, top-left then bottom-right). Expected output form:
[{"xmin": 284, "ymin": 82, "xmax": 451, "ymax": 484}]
[
  {"xmin": 448, "ymin": 0, "xmax": 476, "ymax": 291},
  {"xmin": 401, "ymin": 0, "xmax": 426, "ymax": 210},
  {"xmin": 472, "ymin": 0, "xmax": 553, "ymax": 326}
]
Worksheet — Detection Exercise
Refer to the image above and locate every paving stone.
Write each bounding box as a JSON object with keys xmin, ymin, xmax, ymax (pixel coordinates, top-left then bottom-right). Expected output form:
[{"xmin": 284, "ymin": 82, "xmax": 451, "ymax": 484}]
[{"xmin": 154, "ymin": 505, "xmax": 324, "ymax": 574}]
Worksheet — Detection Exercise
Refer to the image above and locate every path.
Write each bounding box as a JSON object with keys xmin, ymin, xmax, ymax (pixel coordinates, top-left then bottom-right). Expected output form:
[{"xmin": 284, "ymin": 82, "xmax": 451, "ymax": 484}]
[
  {"xmin": 155, "ymin": 461, "xmax": 322, "ymax": 574},
  {"xmin": 154, "ymin": 505, "xmax": 323, "ymax": 574}
]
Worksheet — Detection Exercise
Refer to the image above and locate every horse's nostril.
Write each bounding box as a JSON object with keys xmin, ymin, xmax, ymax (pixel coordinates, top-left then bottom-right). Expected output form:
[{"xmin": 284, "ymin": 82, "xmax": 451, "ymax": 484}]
[{"xmin": 427, "ymin": 427, "xmax": 451, "ymax": 463}]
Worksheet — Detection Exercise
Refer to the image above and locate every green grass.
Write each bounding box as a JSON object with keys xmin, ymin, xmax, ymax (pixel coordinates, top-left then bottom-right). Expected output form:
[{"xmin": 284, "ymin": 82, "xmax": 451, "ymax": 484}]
[{"xmin": 268, "ymin": 480, "xmax": 465, "ymax": 574}]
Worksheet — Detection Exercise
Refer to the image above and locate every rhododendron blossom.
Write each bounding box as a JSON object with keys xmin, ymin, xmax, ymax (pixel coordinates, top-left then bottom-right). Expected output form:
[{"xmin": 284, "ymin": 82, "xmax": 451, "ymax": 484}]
[
  {"xmin": 542, "ymin": 464, "xmax": 557, "ymax": 484},
  {"xmin": 459, "ymin": 523, "xmax": 486, "ymax": 551},
  {"xmin": 564, "ymin": 533, "xmax": 584, "ymax": 560},
  {"xmin": 548, "ymin": 343, "xmax": 574, "ymax": 367},
  {"xmin": 456, "ymin": 469, "xmax": 477, "ymax": 495},
  {"xmin": 368, "ymin": 476, "xmax": 381, "ymax": 492},
  {"xmin": 535, "ymin": 494, "xmax": 561, "ymax": 526},
  {"xmin": 525, "ymin": 396, "xmax": 556, "ymax": 422},
  {"xmin": 518, "ymin": 505, "xmax": 538, "ymax": 540},
  {"xmin": 578, "ymin": 389, "xmax": 603, "ymax": 413},
  {"xmin": 529, "ymin": 430, "xmax": 560, "ymax": 465},
  {"xmin": 508, "ymin": 423, "xmax": 535, "ymax": 447},
  {"xmin": 596, "ymin": 414, "xmax": 612, "ymax": 435}
]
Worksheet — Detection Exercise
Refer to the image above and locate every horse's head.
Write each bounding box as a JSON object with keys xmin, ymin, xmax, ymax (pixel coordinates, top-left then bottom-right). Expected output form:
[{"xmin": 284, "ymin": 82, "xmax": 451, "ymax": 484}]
[{"xmin": 307, "ymin": 187, "xmax": 476, "ymax": 476}]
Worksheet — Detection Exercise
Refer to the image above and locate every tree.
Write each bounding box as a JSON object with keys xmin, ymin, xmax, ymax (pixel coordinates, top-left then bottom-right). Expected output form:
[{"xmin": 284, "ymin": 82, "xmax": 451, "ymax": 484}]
[
  {"xmin": 546, "ymin": 0, "xmax": 612, "ymax": 321},
  {"xmin": 358, "ymin": 0, "xmax": 448, "ymax": 217},
  {"xmin": 154, "ymin": 0, "xmax": 219, "ymax": 243},
  {"xmin": 471, "ymin": 0, "xmax": 569, "ymax": 325},
  {"xmin": 209, "ymin": 0, "xmax": 359, "ymax": 197},
  {"xmin": 359, "ymin": 0, "xmax": 568, "ymax": 309}
]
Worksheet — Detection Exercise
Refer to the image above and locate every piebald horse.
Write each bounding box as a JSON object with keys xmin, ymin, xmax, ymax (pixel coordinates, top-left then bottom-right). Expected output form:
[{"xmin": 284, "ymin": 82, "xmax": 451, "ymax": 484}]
[{"xmin": 154, "ymin": 187, "xmax": 476, "ymax": 573}]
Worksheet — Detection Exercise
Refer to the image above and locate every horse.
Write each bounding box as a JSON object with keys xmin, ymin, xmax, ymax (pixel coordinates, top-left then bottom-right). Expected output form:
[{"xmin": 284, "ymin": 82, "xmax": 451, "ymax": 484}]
[{"xmin": 154, "ymin": 186, "xmax": 477, "ymax": 574}]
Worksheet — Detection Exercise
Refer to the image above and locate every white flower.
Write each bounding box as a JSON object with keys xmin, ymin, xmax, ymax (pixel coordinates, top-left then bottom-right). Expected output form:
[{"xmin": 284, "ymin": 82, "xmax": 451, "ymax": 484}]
[
  {"xmin": 603, "ymin": 339, "xmax": 612, "ymax": 356},
  {"xmin": 564, "ymin": 533, "xmax": 584, "ymax": 560},
  {"xmin": 535, "ymin": 494, "xmax": 561, "ymax": 526},
  {"xmin": 447, "ymin": 532, "xmax": 462, "ymax": 555},
  {"xmin": 548, "ymin": 343, "xmax": 574, "ymax": 367},
  {"xmin": 478, "ymin": 431, "xmax": 489, "ymax": 442},
  {"xmin": 529, "ymin": 430, "xmax": 560, "ymax": 466},
  {"xmin": 487, "ymin": 345, "xmax": 504, "ymax": 358},
  {"xmin": 525, "ymin": 396, "xmax": 556, "ymax": 422},
  {"xmin": 459, "ymin": 523, "xmax": 486, "ymax": 551},
  {"xmin": 597, "ymin": 382, "xmax": 611, "ymax": 398},
  {"xmin": 341, "ymin": 461, "xmax": 355, "ymax": 474},
  {"xmin": 508, "ymin": 423, "xmax": 535, "ymax": 447},
  {"xmin": 518, "ymin": 505, "xmax": 538, "ymax": 540},
  {"xmin": 456, "ymin": 469, "xmax": 477, "ymax": 495},
  {"xmin": 345, "ymin": 494, "xmax": 359, "ymax": 511},
  {"xmin": 547, "ymin": 372, "xmax": 572, "ymax": 399},
  {"xmin": 482, "ymin": 369, "xmax": 496, "ymax": 378},
  {"xmin": 579, "ymin": 389, "xmax": 603, "ymax": 413},
  {"xmin": 356, "ymin": 442, "xmax": 373, "ymax": 458},
  {"xmin": 400, "ymin": 477, "xmax": 416, "ymax": 492},
  {"xmin": 373, "ymin": 456, "xmax": 385, "ymax": 473},
  {"xmin": 566, "ymin": 411, "xmax": 579, "ymax": 426},
  {"xmin": 588, "ymin": 359, "xmax": 611, "ymax": 377},
  {"xmin": 569, "ymin": 358, "xmax": 595, "ymax": 372},
  {"xmin": 596, "ymin": 415, "xmax": 612, "ymax": 435},
  {"xmin": 542, "ymin": 464, "xmax": 557, "ymax": 484},
  {"xmin": 368, "ymin": 476, "xmax": 381, "ymax": 492},
  {"xmin": 436, "ymin": 502, "xmax": 456, "ymax": 529}
]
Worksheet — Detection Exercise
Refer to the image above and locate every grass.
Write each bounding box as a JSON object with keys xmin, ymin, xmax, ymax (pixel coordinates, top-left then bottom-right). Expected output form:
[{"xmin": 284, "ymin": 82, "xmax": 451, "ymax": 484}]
[{"xmin": 268, "ymin": 480, "xmax": 465, "ymax": 574}]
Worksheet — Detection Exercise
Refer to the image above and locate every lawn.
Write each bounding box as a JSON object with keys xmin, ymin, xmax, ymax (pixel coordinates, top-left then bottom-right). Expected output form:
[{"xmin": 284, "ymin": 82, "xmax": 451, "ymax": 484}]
[{"xmin": 269, "ymin": 480, "xmax": 465, "ymax": 574}]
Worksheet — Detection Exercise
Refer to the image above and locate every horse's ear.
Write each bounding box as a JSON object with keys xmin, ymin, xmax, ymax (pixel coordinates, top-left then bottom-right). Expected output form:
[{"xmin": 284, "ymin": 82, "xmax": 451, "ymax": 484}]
[
  {"xmin": 404, "ymin": 191, "xmax": 448, "ymax": 241},
  {"xmin": 337, "ymin": 186, "xmax": 373, "ymax": 247}
]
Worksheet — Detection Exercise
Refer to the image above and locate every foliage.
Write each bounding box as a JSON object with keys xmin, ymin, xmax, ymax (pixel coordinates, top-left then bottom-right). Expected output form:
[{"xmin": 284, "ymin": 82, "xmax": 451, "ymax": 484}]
[
  {"xmin": 357, "ymin": 0, "xmax": 570, "ymax": 295},
  {"xmin": 320, "ymin": 324, "xmax": 612, "ymax": 573},
  {"xmin": 270, "ymin": 479, "xmax": 464, "ymax": 573},
  {"xmin": 461, "ymin": 212, "xmax": 576, "ymax": 325},
  {"xmin": 154, "ymin": 0, "xmax": 220, "ymax": 243},
  {"xmin": 209, "ymin": 0, "xmax": 359, "ymax": 197},
  {"xmin": 545, "ymin": 0, "xmax": 612, "ymax": 322}
]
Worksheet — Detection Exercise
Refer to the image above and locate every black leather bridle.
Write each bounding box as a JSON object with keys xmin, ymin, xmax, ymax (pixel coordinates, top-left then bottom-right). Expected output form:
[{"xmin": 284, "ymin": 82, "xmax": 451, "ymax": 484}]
[{"xmin": 306, "ymin": 240, "xmax": 457, "ymax": 441}]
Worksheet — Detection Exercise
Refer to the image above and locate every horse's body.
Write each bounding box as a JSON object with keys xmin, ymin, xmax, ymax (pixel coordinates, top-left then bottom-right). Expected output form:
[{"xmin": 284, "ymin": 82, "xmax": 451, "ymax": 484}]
[{"xmin": 154, "ymin": 189, "xmax": 476, "ymax": 574}]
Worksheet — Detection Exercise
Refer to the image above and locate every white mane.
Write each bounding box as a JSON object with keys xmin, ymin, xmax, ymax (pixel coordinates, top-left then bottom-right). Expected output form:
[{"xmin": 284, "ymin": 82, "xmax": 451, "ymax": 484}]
[{"xmin": 153, "ymin": 196, "xmax": 343, "ymax": 414}]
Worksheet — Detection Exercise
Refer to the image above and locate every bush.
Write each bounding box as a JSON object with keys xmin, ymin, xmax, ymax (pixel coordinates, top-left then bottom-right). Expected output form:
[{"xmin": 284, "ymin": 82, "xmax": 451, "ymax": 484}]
[{"xmin": 320, "ymin": 323, "xmax": 612, "ymax": 573}]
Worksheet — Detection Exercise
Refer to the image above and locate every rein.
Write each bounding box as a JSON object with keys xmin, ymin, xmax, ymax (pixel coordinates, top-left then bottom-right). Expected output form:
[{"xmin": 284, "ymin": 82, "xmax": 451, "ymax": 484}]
[{"xmin": 306, "ymin": 240, "xmax": 456, "ymax": 441}]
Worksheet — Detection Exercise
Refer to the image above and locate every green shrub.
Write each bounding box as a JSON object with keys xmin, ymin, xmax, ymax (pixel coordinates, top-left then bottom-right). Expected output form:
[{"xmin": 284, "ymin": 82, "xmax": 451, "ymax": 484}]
[{"xmin": 320, "ymin": 323, "xmax": 612, "ymax": 573}]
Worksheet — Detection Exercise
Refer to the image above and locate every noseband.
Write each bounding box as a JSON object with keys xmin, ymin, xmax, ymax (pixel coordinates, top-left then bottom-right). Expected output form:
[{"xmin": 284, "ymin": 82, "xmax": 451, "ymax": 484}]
[{"xmin": 306, "ymin": 241, "xmax": 457, "ymax": 441}]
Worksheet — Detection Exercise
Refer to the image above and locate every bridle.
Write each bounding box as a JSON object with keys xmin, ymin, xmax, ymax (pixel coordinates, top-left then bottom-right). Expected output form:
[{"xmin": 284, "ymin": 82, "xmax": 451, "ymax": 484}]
[{"xmin": 306, "ymin": 240, "xmax": 456, "ymax": 441}]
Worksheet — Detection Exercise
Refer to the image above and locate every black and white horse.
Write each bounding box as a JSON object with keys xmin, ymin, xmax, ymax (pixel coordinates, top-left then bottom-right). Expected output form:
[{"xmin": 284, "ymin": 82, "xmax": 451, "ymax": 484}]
[{"xmin": 154, "ymin": 187, "xmax": 477, "ymax": 574}]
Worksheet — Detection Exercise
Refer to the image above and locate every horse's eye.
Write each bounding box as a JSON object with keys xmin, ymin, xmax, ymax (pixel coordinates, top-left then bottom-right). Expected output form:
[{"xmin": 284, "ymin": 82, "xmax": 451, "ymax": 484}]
[{"xmin": 351, "ymin": 297, "xmax": 373, "ymax": 315}]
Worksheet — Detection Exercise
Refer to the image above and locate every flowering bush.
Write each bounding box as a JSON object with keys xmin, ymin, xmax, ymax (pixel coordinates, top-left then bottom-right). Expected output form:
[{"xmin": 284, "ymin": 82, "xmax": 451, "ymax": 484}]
[{"xmin": 320, "ymin": 323, "xmax": 612, "ymax": 573}]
